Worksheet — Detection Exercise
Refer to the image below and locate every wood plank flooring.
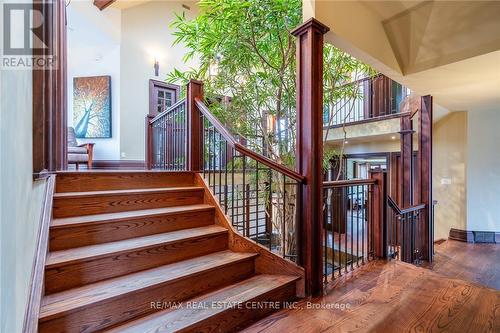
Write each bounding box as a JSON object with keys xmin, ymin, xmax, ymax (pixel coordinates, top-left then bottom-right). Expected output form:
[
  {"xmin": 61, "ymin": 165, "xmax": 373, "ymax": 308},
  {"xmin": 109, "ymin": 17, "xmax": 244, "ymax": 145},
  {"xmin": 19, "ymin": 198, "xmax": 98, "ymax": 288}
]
[
  {"xmin": 426, "ymin": 240, "xmax": 500, "ymax": 290},
  {"xmin": 242, "ymin": 259, "xmax": 500, "ymax": 333}
]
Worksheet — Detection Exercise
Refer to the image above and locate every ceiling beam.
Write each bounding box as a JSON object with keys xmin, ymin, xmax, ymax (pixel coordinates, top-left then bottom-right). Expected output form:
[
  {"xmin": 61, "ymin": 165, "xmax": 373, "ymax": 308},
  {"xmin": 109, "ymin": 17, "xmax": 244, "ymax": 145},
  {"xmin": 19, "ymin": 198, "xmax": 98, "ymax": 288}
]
[{"xmin": 93, "ymin": 0, "xmax": 117, "ymax": 11}]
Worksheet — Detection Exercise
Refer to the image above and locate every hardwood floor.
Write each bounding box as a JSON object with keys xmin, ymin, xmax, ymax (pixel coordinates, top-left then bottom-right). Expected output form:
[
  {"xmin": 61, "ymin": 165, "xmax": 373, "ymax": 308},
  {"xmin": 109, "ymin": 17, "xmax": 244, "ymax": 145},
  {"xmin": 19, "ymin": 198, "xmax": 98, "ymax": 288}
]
[
  {"xmin": 426, "ymin": 240, "xmax": 500, "ymax": 290},
  {"xmin": 242, "ymin": 260, "xmax": 500, "ymax": 333}
]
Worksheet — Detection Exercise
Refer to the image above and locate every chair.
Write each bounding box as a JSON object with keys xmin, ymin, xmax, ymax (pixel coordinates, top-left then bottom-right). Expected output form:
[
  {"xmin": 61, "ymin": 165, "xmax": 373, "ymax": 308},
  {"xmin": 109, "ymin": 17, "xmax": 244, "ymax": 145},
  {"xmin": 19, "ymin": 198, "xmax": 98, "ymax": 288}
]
[{"xmin": 67, "ymin": 127, "xmax": 94, "ymax": 169}]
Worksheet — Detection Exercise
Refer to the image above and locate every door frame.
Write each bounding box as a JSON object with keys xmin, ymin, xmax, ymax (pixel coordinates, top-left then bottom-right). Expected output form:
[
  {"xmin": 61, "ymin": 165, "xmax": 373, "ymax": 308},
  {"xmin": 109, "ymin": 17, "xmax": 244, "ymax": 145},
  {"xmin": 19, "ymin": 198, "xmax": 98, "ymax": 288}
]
[{"xmin": 148, "ymin": 79, "xmax": 180, "ymax": 116}]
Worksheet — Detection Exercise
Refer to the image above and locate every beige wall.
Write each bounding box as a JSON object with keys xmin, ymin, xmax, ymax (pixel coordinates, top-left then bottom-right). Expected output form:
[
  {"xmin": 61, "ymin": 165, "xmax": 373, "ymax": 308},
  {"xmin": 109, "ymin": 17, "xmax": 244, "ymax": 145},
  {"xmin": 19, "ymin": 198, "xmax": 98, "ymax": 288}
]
[
  {"xmin": 0, "ymin": 67, "xmax": 46, "ymax": 331},
  {"xmin": 433, "ymin": 112, "xmax": 467, "ymax": 240},
  {"xmin": 120, "ymin": 1, "xmax": 198, "ymax": 160},
  {"xmin": 467, "ymin": 108, "xmax": 500, "ymax": 232}
]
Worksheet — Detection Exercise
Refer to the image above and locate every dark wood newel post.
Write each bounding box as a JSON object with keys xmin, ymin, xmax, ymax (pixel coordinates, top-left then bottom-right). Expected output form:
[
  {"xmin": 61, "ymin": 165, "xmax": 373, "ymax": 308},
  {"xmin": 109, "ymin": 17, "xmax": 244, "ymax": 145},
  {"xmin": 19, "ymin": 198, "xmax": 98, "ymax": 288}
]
[
  {"xmin": 369, "ymin": 170, "xmax": 386, "ymax": 258},
  {"xmin": 145, "ymin": 114, "xmax": 154, "ymax": 169},
  {"xmin": 292, "ymin": 18, "xmax": 329, "ymax": 297},
  {"xmin": 418, "ymin": 95, "xmax": 433, "ymax": 261},
  {"xmin": 399, "ymin": 114, "xmax": 414, "ymax": 208},
  {"xmin": 186, "ymin": 80, "xmax": 204, "ymax": 172}
]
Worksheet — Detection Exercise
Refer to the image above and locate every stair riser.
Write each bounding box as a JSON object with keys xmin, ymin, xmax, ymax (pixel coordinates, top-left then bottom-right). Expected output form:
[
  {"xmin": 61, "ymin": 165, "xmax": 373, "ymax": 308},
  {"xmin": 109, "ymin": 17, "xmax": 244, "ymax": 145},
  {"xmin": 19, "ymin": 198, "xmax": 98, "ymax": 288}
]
[
  {"xmin": 178, "ymin": 282, "xmax": 297, "ymax": 333},
  {"xmin": 50, "ymin": 209, "xmax": 215, "ymax": 251},
  {"xmin": 56, "ymin": 172, "xmax": 195, "ymax": 193},
  {"xmin": 45, "ymin": 233, "xmax": 228, "ymax": 294},
  {"xmin": 53, "ymin": 190, "xmax": 204, "ymax": 218},
  {"xmin": 39, "ymin": 259, "xmax": 256, "ymax": 333}
]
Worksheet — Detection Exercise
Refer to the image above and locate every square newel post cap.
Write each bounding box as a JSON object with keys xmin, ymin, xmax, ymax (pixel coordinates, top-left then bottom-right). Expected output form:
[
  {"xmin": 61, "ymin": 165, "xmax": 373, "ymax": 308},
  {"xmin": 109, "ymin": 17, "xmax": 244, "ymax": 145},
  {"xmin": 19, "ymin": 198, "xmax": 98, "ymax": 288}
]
[
  {"xmin": 291, "ymin": 18, "xmax": 330, "ymax": 37},
  {"xmin": 187, "ymin": 79, "xmax": 204, "ymax": 86}
]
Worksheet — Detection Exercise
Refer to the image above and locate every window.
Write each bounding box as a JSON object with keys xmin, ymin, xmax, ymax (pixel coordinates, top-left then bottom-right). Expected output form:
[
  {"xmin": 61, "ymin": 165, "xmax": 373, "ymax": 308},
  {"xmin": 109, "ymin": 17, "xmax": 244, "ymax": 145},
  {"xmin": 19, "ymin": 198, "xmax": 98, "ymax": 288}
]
[{"xmin": 149, "ymin": 80, "xmax": 180, "ymax": 115}]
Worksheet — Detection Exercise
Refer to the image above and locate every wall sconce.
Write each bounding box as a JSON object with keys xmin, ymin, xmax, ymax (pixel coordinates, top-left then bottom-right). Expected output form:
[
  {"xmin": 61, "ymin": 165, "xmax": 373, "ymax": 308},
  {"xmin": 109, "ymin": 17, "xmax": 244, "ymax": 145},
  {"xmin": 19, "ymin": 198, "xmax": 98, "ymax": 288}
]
[{"xmin": 154, "ymin": 59, "xmax": 159, "ymax": 76}]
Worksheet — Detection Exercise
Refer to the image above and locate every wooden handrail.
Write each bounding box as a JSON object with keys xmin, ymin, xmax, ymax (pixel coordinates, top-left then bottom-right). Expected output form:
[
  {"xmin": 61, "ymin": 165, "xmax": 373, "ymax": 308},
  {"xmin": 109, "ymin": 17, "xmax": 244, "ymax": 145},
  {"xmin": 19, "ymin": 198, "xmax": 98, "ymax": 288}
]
[
  {"xmin": 149, "ymin": 98, "xmax": 186, "ymax": 124},
  {"xmin": 195, "ymin": 97, "xmax": 305, "ymax": 183},
  {"xmin": 323, "ymin": 178, "xmax": 377, "ymax": 188},
  {"xmin": 387, "ymin": 196, "xmax": 426, "ymax": 215}
]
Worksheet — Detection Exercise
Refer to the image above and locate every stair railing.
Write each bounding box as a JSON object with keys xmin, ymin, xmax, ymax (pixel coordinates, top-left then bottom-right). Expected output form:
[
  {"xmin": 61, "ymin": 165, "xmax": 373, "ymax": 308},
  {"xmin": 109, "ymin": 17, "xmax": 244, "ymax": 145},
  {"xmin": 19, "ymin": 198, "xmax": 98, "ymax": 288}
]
[
  {"xmin": 323, "ymin": 178, "xmax": 377, "ymax": 283},
  {"xmin": 387, "ymin": 196, "xmax": 426, "ymax": 265},
  {"xmin": 146, "ymin": 99, "xmax": 187, "ymax": 170},
  {"xmin": 194, "ymin": 97, "xmax": 305, "ymax": 262}
]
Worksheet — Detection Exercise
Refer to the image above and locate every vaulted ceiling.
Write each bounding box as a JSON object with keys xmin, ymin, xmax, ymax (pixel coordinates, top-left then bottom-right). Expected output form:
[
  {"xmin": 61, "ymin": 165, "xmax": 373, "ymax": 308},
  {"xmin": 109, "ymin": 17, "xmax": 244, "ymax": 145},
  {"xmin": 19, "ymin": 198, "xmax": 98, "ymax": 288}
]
[{"xmin": 304, "ymin": 0, "xmax": 500, "ymax": 112}]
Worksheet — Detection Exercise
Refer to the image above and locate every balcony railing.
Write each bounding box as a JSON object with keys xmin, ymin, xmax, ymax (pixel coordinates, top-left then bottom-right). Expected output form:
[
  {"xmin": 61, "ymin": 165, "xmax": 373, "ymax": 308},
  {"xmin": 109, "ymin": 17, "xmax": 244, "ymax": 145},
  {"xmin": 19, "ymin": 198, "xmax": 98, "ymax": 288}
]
[{"xmin": 323, "ymin": 75, "xmax": 412, "ymax": 127}]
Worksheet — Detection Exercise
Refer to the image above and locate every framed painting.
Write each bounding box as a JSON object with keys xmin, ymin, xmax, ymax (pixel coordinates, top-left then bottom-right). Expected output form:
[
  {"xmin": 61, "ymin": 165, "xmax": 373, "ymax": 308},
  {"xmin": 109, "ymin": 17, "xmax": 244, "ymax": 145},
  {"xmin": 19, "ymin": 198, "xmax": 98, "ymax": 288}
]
[{"xmin": 73, "ymin": 75, "xmax": 112, "ymax": 138}]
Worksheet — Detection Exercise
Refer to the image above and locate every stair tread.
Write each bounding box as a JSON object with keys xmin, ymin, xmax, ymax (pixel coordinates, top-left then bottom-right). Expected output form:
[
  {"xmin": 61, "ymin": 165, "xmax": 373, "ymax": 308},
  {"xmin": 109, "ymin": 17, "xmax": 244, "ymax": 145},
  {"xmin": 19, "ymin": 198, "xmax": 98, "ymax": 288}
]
[
  {"xmin": 51, "ymin": 204, "xmax": 215, "ymax": 228},
  {"xmin": 40, "ymin": 250, "xmax": 259, "ymax": 321},
  {"xmin": 46, "ymin": 225, "xmax": 228, "ymax": 267},
  {"xmin": 53, "ymin": 186, "xmax": 204, "ymax": 198},
  {"xmin": 105, "ymin": 274, "xmax": 299, "ymax": 333}
]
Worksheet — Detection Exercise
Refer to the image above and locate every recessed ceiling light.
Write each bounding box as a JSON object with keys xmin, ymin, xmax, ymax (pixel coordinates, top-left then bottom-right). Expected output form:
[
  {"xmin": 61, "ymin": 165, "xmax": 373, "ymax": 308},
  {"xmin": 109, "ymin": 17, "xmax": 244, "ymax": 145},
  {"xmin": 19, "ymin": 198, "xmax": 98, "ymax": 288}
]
[
  {"xmin": 344, "ymin": 140, "xmax": 349, "ymax": 144},
  {"xmin": 391, "ymin": 136, "xmax": 396, "ymax": 140}
]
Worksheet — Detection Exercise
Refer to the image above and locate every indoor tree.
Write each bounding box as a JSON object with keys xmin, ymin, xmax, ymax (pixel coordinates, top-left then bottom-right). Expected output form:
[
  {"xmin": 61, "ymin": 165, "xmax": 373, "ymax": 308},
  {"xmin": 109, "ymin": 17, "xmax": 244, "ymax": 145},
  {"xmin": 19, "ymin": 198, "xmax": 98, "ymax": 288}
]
[{"xmin": 167, "ymin": 0, "xmax": 374, "ymax": 256}]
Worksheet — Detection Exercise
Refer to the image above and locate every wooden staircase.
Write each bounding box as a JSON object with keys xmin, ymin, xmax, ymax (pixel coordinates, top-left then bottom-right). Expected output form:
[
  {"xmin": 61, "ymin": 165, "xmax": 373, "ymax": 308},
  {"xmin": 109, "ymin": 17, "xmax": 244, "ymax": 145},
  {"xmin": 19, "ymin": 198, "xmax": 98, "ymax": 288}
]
[{"xmin": 38, "ymin": 171, "xmax": 303, "ymax": 333}]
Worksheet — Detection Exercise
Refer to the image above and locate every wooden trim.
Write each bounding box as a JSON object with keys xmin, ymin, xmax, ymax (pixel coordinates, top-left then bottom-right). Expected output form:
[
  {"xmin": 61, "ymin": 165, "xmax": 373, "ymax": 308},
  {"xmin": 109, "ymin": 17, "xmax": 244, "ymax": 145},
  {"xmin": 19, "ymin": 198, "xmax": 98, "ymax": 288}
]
[
  {"xmin": 93, "ymin": 0, "xmax": 116, "ymax": 10},
  {"xmin": 325, "ymin": 111, "xmax": 410, "ymax": 130},
  {"xmin": 22, "ymin": 175, "xmax": 55, "ymax": 333},
  {"xmin": 449, "ymin": 228, "xmax": 475, "ymax": 243},
  {"xmin": 292, "ymin": 18, "xmax": 329, "ymax": 297},
  {"xmin": 194, "ymin": 174, "xmax": 305, "ymax": 297},
  {"xmin": 323, "ymin": 178, "xmax": 377, "ymax": 188},
  {"xmin": 148, "ymin": 80, "xmax": 181, "ymax": 116},
  {"xmin": 195, "ymin": 98, "xmax": 305, "ymax": 182},
  {"xmin": 33, "ymin": 0, "xmax": 67, "ymax": 177},
  {"xmin": 91, "ymin": 160, "xmax": 146, "ymax": 169}
]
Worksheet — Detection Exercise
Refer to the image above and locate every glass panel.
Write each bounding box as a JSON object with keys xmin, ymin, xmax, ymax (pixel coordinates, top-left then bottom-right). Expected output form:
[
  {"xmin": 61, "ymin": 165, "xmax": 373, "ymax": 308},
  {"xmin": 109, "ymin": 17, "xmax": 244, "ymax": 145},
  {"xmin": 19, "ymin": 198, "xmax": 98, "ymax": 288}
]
[{"xmin": 158, "ymin": 90, "xmax": 164, "ymax": 98}]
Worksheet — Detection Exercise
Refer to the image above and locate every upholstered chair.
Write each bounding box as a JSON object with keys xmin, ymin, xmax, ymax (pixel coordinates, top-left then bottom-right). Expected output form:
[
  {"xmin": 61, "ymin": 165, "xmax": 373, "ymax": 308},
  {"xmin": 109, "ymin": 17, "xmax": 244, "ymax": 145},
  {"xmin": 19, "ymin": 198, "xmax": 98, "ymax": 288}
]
[{"xmin": 67, "ymin": 127, "xmax": 94, "ymax": 169}]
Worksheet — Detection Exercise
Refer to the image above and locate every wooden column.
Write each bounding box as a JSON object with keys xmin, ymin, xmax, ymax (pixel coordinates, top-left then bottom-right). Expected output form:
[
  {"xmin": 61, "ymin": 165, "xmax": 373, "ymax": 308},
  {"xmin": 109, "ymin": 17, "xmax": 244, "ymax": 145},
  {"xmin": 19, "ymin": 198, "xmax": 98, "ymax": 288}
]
[
  {"xmin": 399, "ymin": 115, "xmax": 414, "ymax": 208},
  {"xmin": 369, "ymin": 170, "xmax": 386, "ymax": 258},
  {"xmin": 292, "ymin": 18, "xmax": 329, "ymax": 297},
  {"xmin": 418, "ymin": 95, "xmax": 433, "ymax": 260},
  {"xmin": 186, "ymin": 80, "xmax": 204, "ymax": 172},
  {"xmin": 32, "ymin": 0, "xmax": 68, "ymax": 176}
]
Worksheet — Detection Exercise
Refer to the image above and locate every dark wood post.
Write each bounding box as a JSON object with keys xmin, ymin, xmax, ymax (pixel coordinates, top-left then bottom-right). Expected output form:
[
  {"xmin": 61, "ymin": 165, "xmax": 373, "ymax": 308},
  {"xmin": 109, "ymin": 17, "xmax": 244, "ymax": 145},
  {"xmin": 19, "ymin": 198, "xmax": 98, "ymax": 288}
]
[
  {"xmin": 369, "ymin": 170, "xmax": 386, "ymax": 258},
  {"xmin": 399, "ymin": 114, "xmax": 414, "ymax": 208},
  {"xmin": 292, "ymin": 18, "xmax": 329, "ymax": 297},
  {"xmin": 186, "ymin": 80, "xmax": 204, "ymax": 172},
  {"xmin": 418, "ymin": 95, "xmax": 433, "ymax": 260},
  {"xmin": 145, "ymin": 114, "xmax": 154, "ymax": 169}
]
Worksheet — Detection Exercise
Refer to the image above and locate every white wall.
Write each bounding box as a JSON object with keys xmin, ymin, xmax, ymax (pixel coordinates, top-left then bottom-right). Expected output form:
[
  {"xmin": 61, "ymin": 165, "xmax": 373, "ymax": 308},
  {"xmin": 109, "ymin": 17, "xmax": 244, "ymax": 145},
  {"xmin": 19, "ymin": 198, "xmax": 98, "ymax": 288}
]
[
  {"xmin": 0, "ymin": 52, "xmax": 46, "ymax": 333},
  {"xmin": 120, "ymin": 1, "xmax": 198, "ymax": 160},
  {"xmin": 67, "ymin": 0, "xmax": 121, "ymax": 160},
  {"xmin": 67, "ymin": 0, "xmax": 198, "ymax": 161},
  {"xmin": 467, "ymin": 108, "xmax": 500, "ymax": 232}
]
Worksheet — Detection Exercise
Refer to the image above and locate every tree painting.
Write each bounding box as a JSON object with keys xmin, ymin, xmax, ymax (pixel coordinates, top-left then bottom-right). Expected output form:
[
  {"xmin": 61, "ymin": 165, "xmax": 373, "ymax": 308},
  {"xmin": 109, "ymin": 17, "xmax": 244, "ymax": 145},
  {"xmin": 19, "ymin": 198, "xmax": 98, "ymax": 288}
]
[{"xmin": 73, "ymin": 76, "xmax": 112, "ymax": 138}]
